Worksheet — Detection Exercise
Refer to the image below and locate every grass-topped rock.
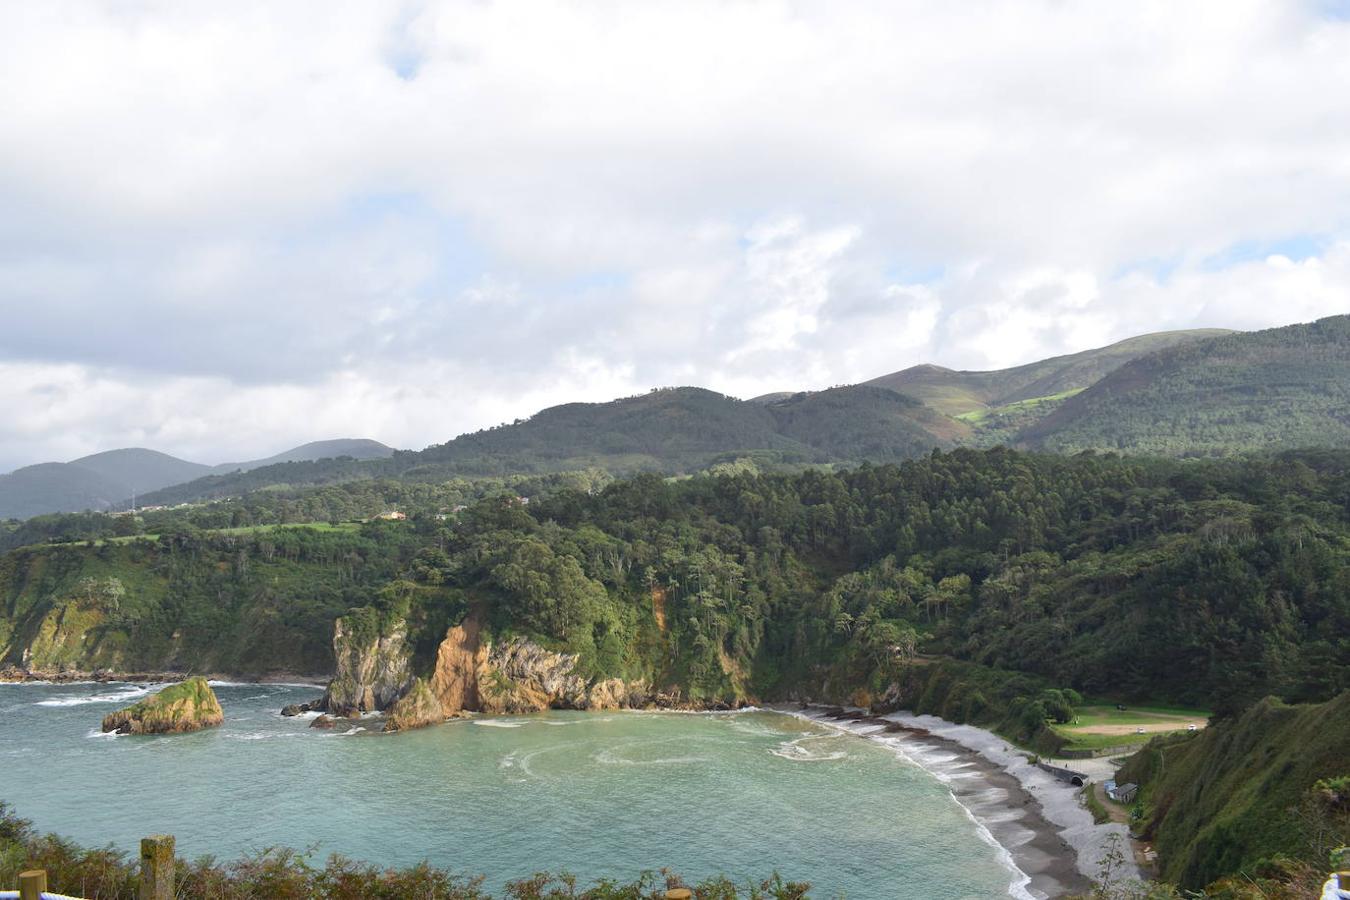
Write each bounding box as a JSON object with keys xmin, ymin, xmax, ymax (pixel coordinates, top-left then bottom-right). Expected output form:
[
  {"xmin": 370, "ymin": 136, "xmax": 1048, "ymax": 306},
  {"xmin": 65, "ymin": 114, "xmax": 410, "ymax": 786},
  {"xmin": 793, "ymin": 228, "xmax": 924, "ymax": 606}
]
[{"xmin": 101, "ymin": 677, "xmax": 224, "ymax": 735}]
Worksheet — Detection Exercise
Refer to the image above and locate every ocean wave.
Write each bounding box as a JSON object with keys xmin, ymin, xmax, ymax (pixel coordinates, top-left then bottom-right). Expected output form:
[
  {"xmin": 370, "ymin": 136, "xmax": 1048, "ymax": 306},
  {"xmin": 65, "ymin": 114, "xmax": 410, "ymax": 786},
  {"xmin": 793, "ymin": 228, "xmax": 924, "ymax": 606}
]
[
  {"xmin": 36, "ymin": 685, "xmax": 155, "ymax": 707},
  {"xmin": 474, "ymin": 718, "xmax": 527, "ymax": 728},
  {"xmin": 227, "ymin": 731, "xmax": 300, "ymax": 741},
  {"xmin": 769, "ymin": 733, "xmax": 848, "ymax": 762},
  {"xmin": 728, "ymin": 718, "xmax": 790, "ymax": 737},
  {"xmin": 593, "ymin": 748, "xmax": 709, "ymax": 766}
]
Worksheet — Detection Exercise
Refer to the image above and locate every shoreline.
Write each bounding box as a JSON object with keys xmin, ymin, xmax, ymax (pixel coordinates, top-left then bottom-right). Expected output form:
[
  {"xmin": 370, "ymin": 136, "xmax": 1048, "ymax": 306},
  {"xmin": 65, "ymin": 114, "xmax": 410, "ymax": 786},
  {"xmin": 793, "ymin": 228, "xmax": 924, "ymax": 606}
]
[
  {"xmin": 784, "ymin": 705, "xmax": 1141, "ymax": 899},
  {"xmin": 0, "ymin": 668, "xmax": 330, "ymax": 686}
]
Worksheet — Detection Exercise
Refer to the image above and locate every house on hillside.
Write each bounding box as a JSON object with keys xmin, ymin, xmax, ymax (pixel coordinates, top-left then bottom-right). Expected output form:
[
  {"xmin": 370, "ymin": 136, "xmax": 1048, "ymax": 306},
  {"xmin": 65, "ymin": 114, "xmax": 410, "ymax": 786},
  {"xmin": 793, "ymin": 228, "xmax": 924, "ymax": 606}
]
[
  {"xmin": 374, "ymin": 510, "xmax": 407, "ymax": 521},
  {"xmin": 1106, "ymin": 781, "xmax": 1138, "ymax": 803}
]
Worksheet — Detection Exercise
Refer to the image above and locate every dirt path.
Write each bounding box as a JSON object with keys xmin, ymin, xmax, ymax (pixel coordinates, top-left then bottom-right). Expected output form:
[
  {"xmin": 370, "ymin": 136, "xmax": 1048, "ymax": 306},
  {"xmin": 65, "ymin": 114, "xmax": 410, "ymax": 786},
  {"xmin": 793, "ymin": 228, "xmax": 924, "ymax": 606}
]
[{"xmin": 1077, "ymin": 719, "xmax": 1205, "ymax": 736}]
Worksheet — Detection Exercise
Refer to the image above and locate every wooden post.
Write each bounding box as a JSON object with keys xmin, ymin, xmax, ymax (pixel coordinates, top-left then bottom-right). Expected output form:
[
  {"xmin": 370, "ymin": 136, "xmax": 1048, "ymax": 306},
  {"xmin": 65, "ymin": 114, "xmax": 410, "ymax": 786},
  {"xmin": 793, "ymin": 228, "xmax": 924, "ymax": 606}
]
[
  {"xmin": 139, "ymin": 834, "xmax": 175, "ymax": 900},
  {"xmin": 19, "ymin": 869, "xmax": 46, "ymax": 900},
  {"xmin": 665, "ymin": 890, "xmax": 693, "ymax": 900}
]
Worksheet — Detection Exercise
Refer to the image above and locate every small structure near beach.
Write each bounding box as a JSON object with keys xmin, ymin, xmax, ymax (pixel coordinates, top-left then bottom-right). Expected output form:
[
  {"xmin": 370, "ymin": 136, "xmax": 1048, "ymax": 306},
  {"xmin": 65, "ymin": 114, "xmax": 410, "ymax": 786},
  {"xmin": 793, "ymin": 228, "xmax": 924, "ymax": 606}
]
[
  {"xmin": 101, "ymin": 677, "xmax": 224, "ymax": 735},
  {"xmin": 1106, "ymin": 781, "xmax": 1138, "ymax": 803}
]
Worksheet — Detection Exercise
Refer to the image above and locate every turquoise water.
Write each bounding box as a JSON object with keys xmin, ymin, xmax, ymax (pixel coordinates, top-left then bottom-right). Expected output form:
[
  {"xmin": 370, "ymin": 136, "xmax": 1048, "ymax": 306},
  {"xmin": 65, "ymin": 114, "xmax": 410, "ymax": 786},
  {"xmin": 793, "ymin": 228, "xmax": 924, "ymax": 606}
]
[{"xmin": 1, "ymin": 683, "xmax": 1019, "ymax": 898}]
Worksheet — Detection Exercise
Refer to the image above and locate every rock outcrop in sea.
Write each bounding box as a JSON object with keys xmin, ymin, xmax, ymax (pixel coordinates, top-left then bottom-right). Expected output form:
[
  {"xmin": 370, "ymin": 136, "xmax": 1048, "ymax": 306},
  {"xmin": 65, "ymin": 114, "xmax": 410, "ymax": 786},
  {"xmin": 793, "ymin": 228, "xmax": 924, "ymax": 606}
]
[
  {"xmin": 321, "ymin": 617, "xmax": 415, "ymax": 716},
  {"xmin": 101, "ymin": 677, "xmax": 225, "ymax": 735},
  {"xmin": 319, "ymin": 611, "xmax": 671, "ymax": 732}
]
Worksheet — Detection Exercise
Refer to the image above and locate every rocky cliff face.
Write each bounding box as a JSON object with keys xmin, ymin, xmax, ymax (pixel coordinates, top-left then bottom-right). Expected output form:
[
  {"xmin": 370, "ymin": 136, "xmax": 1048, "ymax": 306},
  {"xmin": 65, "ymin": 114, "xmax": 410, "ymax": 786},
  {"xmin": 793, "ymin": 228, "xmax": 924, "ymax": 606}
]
[
  {"xmin": 101, "ymin": 677, "xmax": 224, "ymax": 734},
  {"xmin": 428, "ymin": 617, "xmax": 487, "ymax": 713},
  {"xmin": 328, "ymin": 612, "xmax": 654, "ymax": 732},
  {"xmin": 321, "ymin": 616, "xmax": 414, "ymax": 716},
  {"xmin": 476, "ymin": 637, "xmax": 644, "ymax": 714},
  {"xmin": 383, "ymin": 677, "xmax": 446, "ymax": 732}
]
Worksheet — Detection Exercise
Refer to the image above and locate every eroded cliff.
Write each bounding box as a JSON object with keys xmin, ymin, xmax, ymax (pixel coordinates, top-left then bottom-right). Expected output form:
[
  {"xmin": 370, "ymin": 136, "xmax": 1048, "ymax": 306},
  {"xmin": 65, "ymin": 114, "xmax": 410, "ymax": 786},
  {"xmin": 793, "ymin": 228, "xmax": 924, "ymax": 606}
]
[
  {"xmin": 321, "ymin": 614, "xmax": 415, "ymax": 716},
  {"xmin": 330, "ymin": 611, "xmax": 655, "ymax": 731}
]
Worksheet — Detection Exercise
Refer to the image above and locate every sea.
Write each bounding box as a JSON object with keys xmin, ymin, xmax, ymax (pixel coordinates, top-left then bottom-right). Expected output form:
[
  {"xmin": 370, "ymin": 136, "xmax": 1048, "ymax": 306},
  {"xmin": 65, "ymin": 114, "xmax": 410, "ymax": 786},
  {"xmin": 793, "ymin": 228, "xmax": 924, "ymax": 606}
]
[{"xmin": 1, "ymin": 682, "xmax": 1033, "ymax": 899}]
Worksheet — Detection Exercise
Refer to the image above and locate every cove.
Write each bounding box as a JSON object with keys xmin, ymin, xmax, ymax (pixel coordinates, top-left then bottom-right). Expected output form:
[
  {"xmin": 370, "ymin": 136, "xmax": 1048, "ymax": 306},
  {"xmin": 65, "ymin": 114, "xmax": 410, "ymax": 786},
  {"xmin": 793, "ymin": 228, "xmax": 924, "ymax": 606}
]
[{"xmin": 2, "ymin": 682, "xmax": 1030, "ymax": 899}]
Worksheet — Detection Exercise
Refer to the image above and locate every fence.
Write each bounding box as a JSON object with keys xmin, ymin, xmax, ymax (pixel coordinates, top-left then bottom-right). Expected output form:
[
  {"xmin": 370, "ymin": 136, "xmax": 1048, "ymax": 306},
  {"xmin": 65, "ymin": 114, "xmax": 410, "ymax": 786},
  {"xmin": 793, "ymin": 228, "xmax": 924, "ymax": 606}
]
[{"xmin": 3, "ymin": 835, "xmax": 175, "ymax": 900}]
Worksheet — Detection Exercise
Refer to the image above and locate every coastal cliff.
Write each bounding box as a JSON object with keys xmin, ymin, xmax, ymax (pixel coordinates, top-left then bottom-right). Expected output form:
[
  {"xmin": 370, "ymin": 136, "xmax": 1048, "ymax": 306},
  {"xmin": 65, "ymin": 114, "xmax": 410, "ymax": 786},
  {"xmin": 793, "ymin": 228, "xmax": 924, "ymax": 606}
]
[
  {"xmin": 326, "ymin": 611, "xmax": 657, "ymax": 731},
  {"xmin": 101, "ymin": 677, "xmax": 224, "ymax": 734},
  {"xmin": 321, "ymin": 614, "xmax": 415, "ymax": 716}
]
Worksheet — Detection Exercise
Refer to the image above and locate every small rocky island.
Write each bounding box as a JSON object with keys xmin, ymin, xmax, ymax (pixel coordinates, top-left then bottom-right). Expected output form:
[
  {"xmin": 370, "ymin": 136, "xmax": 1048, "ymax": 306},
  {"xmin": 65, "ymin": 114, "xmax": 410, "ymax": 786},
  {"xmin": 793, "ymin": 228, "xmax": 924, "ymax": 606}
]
[{"xmin": 101, "ymin": 677, "xmax": 225, "ymax": 735}]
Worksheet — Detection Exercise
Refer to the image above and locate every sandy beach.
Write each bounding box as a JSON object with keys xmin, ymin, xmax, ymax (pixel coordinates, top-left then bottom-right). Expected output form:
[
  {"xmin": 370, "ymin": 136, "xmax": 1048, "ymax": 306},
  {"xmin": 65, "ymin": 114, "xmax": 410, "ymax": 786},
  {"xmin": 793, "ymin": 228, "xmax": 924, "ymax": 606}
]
[{"xmin": 786, "ymin": 705, "xmax": 1143, "ymax": 899}]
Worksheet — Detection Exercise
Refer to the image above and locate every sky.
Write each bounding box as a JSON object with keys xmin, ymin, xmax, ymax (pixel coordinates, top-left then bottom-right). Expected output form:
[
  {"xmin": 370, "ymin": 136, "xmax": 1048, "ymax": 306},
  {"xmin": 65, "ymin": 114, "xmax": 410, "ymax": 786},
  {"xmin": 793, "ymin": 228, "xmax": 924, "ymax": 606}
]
[{"xmin": 1, "ymin": 0, "xmax": 1349, "ymax": 471}]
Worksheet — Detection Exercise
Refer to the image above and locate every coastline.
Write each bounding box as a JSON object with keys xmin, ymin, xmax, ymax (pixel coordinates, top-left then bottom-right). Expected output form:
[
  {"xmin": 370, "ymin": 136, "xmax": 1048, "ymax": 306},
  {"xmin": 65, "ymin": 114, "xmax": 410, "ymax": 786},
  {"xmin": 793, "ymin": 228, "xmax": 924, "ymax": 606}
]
[
  {"xmin": 0, "ymin": 667, "xmax": 330, "ymax": 686},
  {"xmin": 785, "ymin": 705, "xmax": 1142, "ymax": 899}
]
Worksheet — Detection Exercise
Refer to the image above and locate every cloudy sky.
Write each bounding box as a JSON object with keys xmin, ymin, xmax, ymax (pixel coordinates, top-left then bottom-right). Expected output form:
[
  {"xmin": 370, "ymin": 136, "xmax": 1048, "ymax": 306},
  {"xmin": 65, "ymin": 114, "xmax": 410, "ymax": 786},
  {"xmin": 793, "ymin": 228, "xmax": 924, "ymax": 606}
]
[{"xmin": 2, "ymin": 0, "xmax": 1349, "ymax": 470}]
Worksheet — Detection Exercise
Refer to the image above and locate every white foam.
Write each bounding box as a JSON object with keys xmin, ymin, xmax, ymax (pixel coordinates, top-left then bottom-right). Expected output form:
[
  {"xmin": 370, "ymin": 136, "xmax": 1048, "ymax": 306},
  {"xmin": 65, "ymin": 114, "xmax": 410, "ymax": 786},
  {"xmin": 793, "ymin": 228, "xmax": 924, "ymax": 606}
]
[
  {"xmin": 36, "ymin": 685, "xmax": 155, "ymax": 707},
  {"xmin": 796, "ymin": 708, "xmax": 1144, "ymax": 895},
  {"xmin": 473, "ymin": 718, "xmax": 527, "ymax": 728},
  {"xmin": 791, "ymin": 710, "xmax": 1037, "ymax": 899},
  {"xmin": 593, "ymin": 748, "xmax": 709, "ymax": 766},
  {"xmin": 769, "ymin": 732, "xmax": 849, "ymax": 762}
]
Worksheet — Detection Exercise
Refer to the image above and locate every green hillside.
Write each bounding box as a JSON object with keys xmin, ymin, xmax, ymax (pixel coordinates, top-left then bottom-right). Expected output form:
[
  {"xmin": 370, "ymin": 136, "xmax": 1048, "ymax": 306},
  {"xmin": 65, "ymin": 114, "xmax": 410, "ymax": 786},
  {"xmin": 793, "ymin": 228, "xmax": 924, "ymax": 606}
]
[
  {"xmin": 138, "ymin": 386, "xmax": 957, "ymax": 506},
  {"xmin": 1119, "ymin": 691, "xmax": 1350, "ymax": 890},
  {"xmin": 7, "ymin": 449, "xmax": 1348, "ymax": 716},
  {"xmin": 1020, "ymin": 315, "xmax": 1350, "ymax": 456},
  {"xmin": 766, "ymin": 384, "xmax": 969, "ymax": 449},
  {"xmin": 866, "ymin": 329, "xmax": 1231, "ymax": 416}
]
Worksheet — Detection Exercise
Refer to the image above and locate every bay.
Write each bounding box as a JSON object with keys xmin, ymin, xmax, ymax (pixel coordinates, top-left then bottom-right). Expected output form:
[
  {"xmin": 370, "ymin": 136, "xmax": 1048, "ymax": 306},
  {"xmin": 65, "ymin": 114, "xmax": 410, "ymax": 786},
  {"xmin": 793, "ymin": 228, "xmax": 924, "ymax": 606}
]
[{"xmin": 1, "ymin": 683, "xmax": 1026, "ymax": 898}]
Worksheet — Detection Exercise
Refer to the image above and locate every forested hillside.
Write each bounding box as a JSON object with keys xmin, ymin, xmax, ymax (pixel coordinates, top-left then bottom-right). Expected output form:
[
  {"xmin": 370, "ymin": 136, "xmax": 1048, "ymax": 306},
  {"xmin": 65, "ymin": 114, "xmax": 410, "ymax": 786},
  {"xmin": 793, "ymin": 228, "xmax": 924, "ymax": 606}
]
[
  {"xmin": 29, "ymin": 319, "xmax": 1345, "ymax": 515},
  {"xmin": 1119, "ymin": 692, "xmax": 1350, "ymax": 891},
  {"xmin": 137, "ymin": 387, "xmax": 956, "ymax": 506},
  {"xmin": 6, "ymin": 449, "xmax": 1347, "ymax": 716},
  {"xmin": 1020, "ymin": 315, "xmax": 1350, "ymax": 455}
]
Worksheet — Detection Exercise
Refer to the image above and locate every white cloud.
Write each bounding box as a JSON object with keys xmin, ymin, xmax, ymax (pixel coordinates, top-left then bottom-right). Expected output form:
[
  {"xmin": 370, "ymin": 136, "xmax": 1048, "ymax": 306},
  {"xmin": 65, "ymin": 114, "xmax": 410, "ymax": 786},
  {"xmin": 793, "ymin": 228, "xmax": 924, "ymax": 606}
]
[{"xmin": 1, "ymin": 0, "xmax": 1349, "ymax": 468}]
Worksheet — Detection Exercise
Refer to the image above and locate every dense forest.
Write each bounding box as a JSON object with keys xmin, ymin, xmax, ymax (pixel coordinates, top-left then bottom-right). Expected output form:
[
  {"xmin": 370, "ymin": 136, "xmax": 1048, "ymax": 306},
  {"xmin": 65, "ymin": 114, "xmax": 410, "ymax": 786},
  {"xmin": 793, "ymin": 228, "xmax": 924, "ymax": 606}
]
[{"xmin": 6, "ymin": 449, "xmax": 1347, "ymax": 716}]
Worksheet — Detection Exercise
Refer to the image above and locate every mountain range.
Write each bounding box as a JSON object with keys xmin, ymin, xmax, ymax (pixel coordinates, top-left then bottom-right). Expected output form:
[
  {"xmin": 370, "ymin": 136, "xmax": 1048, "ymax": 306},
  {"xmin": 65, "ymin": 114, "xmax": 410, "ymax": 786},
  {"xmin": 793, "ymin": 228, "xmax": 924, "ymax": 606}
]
[
  {"xmin": 5, "ymin": 314, "xmax": 1348, "ymax": 519},
  {"xmin": 0, "ymin": 439, "xmax": 394, "ymax": 520}
]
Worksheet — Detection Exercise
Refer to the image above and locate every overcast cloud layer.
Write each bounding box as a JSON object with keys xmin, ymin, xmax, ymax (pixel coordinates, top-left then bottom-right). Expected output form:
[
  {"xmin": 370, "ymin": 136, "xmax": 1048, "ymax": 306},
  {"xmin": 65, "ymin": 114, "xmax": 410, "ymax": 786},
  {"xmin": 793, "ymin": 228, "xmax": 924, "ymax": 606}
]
[{"xmin": 2, "ymin": 0, "xmax": 1349, "ymax": 470}]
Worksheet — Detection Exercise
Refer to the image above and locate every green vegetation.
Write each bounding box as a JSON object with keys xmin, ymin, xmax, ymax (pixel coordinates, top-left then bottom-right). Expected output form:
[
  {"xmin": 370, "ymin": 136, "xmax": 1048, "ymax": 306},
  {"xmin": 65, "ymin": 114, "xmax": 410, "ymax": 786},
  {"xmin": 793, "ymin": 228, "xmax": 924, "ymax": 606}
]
[
  {"xmin": 1050, "ymin": 705, "xmax": 1209, "ymax": 754},
  {"xmin": 1118, "ymin": 691, "xmax": 1350, "ymax": 891},
  {"xmin": 4, "ymin": 446, "xmax": 1350, "ymax": 893},
  {"xmin": 0, "ymin": 803, "xmax": 809, "ymax": 899},
  {"xmin": 133, "ymin": 386, "xmax": 957, "ymax": 508},
  {"xmin": 0, "ymin": 442, "xmax": 393, "ymax": 521},
  {"xmin": 7, "ymin": 448, "xmax": 1348, "ymax": 713},
  {"xmin": 1021, "ymin": 315, "xmax": 1350, "ymax": 456},
  {"xmin": 955, "ymin": 388, "xmax": 1085, "ymax": 425},
  {"xmin": 100, "ymin": 677, "xmax": 224, "ymax": 734},
  {"xmin": 865, "ymin": 329, "xmax": 1229, "ymax": 416},
  {"xmin": 1081, "ymin": 785, "xmax": 1111, "ymax": 825}
]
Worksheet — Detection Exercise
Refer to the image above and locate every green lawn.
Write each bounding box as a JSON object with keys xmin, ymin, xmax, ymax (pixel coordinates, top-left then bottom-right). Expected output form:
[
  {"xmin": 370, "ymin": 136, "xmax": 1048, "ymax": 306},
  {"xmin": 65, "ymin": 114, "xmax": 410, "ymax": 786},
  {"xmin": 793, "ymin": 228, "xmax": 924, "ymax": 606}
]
[
  {"xmin": 955, "ymin": 388, "xmax": 1086, "ymax": 424},
  {"xmin": 97, "ymin": 521, "xmax": 363, "ymax": 546},
  {"xmin": 1052, "ymin": 703, "xmax": 1210, "ymax": 752}
]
